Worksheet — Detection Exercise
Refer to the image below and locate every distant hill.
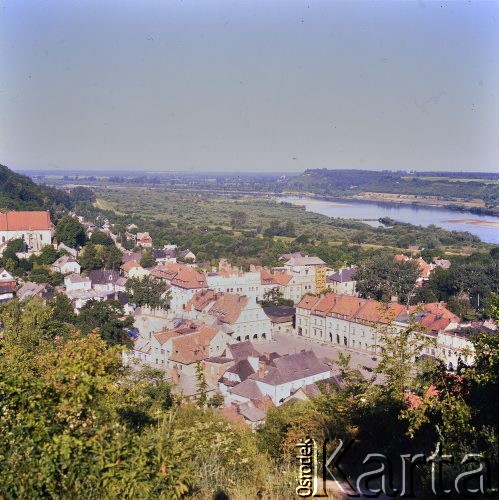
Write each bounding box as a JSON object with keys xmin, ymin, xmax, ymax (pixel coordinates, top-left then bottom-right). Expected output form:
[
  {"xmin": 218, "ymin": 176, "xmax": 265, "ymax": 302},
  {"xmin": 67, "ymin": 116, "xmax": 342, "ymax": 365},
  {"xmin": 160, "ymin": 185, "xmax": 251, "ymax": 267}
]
[
  {"xmin": 285, "ymin": 168, "xmax": 499, "ymax": 207},
  {"xmin": 0, "ymin": 164, "xmax": 73, "ymax": 211}
]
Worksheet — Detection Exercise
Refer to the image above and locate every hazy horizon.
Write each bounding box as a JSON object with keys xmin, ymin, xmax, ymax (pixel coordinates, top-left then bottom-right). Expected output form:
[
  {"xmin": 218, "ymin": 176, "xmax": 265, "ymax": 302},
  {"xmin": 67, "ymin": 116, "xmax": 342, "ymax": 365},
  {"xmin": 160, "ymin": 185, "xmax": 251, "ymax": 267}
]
[{"xmin": 1, "ymin": 0, "xmax": 497, "ymax": 173}]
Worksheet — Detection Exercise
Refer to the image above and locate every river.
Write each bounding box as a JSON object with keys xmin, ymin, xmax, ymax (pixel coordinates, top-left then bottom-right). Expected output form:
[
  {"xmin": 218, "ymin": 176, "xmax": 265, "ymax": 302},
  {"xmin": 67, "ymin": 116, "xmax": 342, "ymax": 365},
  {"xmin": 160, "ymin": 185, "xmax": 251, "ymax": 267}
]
[{"xmin": 279, "ymin": 196, "xmax": 499, "ymax": 244}]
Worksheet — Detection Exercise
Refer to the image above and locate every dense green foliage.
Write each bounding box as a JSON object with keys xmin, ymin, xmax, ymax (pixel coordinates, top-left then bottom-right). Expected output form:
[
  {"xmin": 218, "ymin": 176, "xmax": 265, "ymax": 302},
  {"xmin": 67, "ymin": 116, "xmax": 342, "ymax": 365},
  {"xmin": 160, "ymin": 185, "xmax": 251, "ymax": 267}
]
[
  {"xmin": 355, "ymin": 253, "xmax": 420, "ymax": 303},
  {"xmin": 76, "ymin": 300, "xmax": 134, "ymax": 348},
  {"xmin": 79, "ymin": 242, "xmax": 122, "ymax": 270},
  {"xmin": 125, "ymin": 275, "xmax": 170, "ymax": 309},
  {"xmin": 0, "ymin": 164, "xmax": 73, "ymax": 211},
  {"xmin": 55, "ymin": 216, "xmax": 87, "ymax": 248}
]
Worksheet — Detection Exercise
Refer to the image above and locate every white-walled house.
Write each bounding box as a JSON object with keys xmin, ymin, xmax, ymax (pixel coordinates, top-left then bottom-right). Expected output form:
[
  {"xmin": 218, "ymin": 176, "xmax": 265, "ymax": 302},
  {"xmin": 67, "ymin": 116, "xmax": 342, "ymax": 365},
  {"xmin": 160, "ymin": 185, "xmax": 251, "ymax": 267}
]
[
  {"xmin": 52, "ymin": 255, "xmax": 81, "ymax": 275},
  {"xmin": 222, "ymin": 350, "xmax": 332, "ymax": 406},
  {"xmin": 64, "ymin": 273, "xmax": 91, "ymax": 292},
  {"xmin": 325, "ymin": 266, "xmax": 357, "ymax": 296}
]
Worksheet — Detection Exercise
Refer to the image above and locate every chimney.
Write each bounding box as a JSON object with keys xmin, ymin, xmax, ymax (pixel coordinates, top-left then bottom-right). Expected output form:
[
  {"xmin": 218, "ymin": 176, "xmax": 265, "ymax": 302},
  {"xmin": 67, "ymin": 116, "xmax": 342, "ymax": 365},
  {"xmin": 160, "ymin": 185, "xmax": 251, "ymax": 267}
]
[
  {"xmin": 258, "ymin": 361, "xmax": 266, "ymax": 379},
  {"xmin": 172, "ymin": 365, "xmax": 180, "ymax": 384},
  {"xmin": 390, "ymin": 296, "xmax": 398, "ymax": 303}
]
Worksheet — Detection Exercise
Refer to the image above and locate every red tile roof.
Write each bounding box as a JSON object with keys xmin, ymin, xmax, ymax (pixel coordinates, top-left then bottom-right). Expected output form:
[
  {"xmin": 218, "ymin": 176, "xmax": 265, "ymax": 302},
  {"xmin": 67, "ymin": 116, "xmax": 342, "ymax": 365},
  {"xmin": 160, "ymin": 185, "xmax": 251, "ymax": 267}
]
[
  {"xmin": 208, "ymin": 293, "xmax": 249, "ymax": 324},
  {"xmin": 0, "ymin": 211, "xmax": 51, "ymax": 231},
  {"xmin": 296, "ymin": 295, "xmax": 321, "ymax": 310}
]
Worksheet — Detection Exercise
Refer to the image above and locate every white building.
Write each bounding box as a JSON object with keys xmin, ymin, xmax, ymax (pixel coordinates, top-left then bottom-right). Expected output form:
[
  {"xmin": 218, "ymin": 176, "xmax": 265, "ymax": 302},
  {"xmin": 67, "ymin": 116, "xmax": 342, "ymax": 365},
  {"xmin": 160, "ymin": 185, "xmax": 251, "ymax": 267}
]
[
  {"xmin": 325, "ymin": 266, "xmax": 357, "ymax": 296},
  {"xmin": 52, "ymin": 255, "xmax": 81, "ymax": 275},
  {"xmin": 0, "ymin": 211, "xmax": 53, "ymax": 253},
  {"xmin": 186, "ymin": 290, "xmax": 273, "ymax": 342},
  {"xmin": 222, "ymin": 350, "xmax": 332, "ymax": 406},
  {"xmin": 64, "ymin": 273, "xmax": 91, "ymax": 292}
]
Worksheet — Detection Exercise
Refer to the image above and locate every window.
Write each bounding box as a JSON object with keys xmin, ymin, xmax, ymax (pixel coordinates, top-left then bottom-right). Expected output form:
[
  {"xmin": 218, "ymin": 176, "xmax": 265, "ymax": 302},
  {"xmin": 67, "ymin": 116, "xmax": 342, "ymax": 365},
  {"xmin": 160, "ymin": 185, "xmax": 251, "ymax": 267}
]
[
  {"xmin": 343, "ymin": 336, "xmax": 347, "ymax": 346},
  {"xmin": 336, "ymin": 334, "xmax": 340, "ymax": 344}
]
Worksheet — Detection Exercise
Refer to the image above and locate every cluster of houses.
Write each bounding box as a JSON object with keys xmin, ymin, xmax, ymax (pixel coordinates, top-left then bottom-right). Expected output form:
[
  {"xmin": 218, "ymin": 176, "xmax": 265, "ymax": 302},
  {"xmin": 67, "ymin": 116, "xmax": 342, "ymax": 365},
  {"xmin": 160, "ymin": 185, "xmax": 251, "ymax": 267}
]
[{"xmin": 0, "ymin": 210, "xmax": 496, "ymax": 428}]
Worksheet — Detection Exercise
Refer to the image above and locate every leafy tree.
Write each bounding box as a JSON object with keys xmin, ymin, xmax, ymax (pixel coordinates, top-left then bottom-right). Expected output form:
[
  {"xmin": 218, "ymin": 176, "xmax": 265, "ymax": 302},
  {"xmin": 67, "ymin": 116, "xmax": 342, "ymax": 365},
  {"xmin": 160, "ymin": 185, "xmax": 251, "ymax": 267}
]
[
  {"xmin": 261, "ymin": 287, "xmax": 294, "ymax": 307},
  {"xmin": 76, "ymin": 300, "xmax": 134, "ymax": 347},
  {"xmin": 125, "ymin": 275, "xmax": 170, "ymax": 309},
  {"xmin": 355, "ymin": 253, "xmax": 420, "ymax": 303},
  {"xmin": 70, "ymin": 186, "xmax": 95, "ymax": 203},
  {"xmin": 195, "ymin": 361, "xmax": 208, "ymax": 408},
  {"xmin": 28, "ymin": 267, "xmax": 64, "ymax": 286},
  {"xmin": 90, "ymin": 230, "xmax": 114, "ymax": 246},
  {"xmin": 55, "ymin": 216, "xmax": 86, "ymax": 248},
  {"xmin": 230, "ymin": 211, "xmax": 247, "ymax": 229},
  {"xmin": 410, "ymin": 284, "xmax": 438, "ymax": 305},
  {"xmin": 79, "ymin": 243, "xmax": 102, "ymax": 270},
  {"xmin": 446, "ymin": 295, "xmax": 477, "ymax": 321},
  {"xmin": 48, "ymin": 293, "xmax": 77, "ymax": 325},
  {"xmin": 370, "ymin": 310, "xmax": 436, "ymax": 403},
  {"xmin": 207, "ymin": 392, "xmax": 225, "ymax": 408},
  {"xmin": 3, "ymin": 238, "xmax": 25, "ymax": 257},
  {"xmin": 140, "ymin": 250, "xmax": 155, "ymax": 268},
  {"xmin": 36, "ymin": 244, "xmax": 59, "ymax": 265},
  {"xmin": 103, "ymin": 244, "xmax": 123, "ymax": 269}
]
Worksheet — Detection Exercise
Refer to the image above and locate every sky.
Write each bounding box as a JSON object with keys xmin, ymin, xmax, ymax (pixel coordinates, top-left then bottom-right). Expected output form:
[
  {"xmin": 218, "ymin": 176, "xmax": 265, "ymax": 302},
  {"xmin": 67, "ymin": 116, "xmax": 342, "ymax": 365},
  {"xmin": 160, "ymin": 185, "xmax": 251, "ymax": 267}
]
[{"xmin": 0, "ymin": 0, "xmax": 497, "ymax": 173}]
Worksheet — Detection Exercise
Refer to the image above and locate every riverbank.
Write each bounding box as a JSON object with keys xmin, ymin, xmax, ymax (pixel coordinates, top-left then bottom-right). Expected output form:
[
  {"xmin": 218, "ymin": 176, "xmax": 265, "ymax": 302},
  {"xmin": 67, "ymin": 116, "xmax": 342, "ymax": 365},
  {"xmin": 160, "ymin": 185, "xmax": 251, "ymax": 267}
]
[
  {"xmin": 279, "ymin": 194, "xmax": 499, "ymax": 244},
  {"xmin": 281, "ymin": 190, "xmax": 490, "ymax": 212}
]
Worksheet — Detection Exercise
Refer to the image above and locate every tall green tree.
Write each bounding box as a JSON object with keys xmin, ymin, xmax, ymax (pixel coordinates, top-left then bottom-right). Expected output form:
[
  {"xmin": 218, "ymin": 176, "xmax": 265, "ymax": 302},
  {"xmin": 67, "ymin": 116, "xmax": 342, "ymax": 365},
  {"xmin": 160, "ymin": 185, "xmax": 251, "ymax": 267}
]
[
  {"xmin": 76, "ymin": 300, "xmax": 134, "ymax": 347},
  {"xmin": 125, "ymin": 275, "xmax": 170, "ymax": 309},
  {"xmin": 355, "ymin": 253, "xmax": 420, "ymax": 303},
  {"xmin": 55, "ymin": 216, "xmax": 86, "ymax": 248}
]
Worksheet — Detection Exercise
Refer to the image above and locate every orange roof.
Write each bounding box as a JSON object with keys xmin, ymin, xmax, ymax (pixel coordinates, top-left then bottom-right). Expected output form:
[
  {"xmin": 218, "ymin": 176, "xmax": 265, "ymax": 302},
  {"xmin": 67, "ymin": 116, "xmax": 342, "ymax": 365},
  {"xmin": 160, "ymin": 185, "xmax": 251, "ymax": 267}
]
[
  {"xmin": 171, "ymin": 266, "xmax": 207, "ymax": 289},
  {"xmin": 121, "ymin": 260, "xmax": 141, "ymax": 272},
  {"xmin": 271, "ymin": 271, "xmax": 293, "ymax": 286},
  {"xmin": 185, "ymin": 289, "xmax": 217, "ymax": 312},
  {"xmin": 209, "ymin": 293, "xmax": 249, "ymax": 324},
  {"xmin": 260, "ymin": 268, "xmax": 274, "ymax": 285},
  {"xmin": 394, "ymin": 254, "xmax": 409, "ymax": 263},
  {"xmin": 169, "ymin": 325, "xmax": 220, "ymax": 364},
  {"xmin": 329, "ymin": 295, "xmax": 367, "ymax": 319},
  {"xmin": 296, "ymin": 295, "xmax": 321, "ymax": 310},
  {"xmin": 0, "ymin": 211, "xmax": 51, "ymax": 231},
  {"xmin": 353, "ymin": 300, "xmax": 405, "ymax": 325},
  {"xmin": 311, "ymin": 293, "xmax": 339, "ymax": 316}
]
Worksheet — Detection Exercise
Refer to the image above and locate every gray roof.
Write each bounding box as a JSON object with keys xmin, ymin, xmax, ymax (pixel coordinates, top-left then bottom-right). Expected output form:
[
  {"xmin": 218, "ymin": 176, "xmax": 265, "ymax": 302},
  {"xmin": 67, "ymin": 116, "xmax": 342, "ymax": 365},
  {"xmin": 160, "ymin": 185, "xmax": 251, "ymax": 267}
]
[
  {"xmin": 327, "ymin": 267, "xmax": 356, "ymax": 283},
  {"xmin": 122, "ymin": 251, "xmax": 142, "ymax": 263},
  {"xmin": 65, "ymin": 273, "xmax": 90, "ymax": 283},
  {"xmin": 152, "ymin": 248, "xmax": 176, "ymax": 259},
  {"xmin": 278, "ymin": 252, "xmax": 306, "ymax": 261},
  {"xmin": 53, "ymin": 255, "xmax": 77, "ymax": 267},
  {"xmin": 285, "ymin": 256, "xmax": 325, "ymax": 266},
  {"xmin": 88, "ymin": 269, "xmax": 120, "ymax": 284},
  {"xmin": 17, "ymin": 282, "xmax": 54, "ymax": 300},
  {"xmin": 226, "ymin": 359, "xmax": 255, "ymax": 382},
  {"xmin": 238, "ymin": 402, "xmax": 266, "ymax": 422},
  {"xmin": 228, "ymin": 341, "xmax": 260, "ymax": 360},
  {"xmin": 229, "ymin": 379, "xmax": 263, "ymax": 400},
  {"xmin": 263, "ymin": 305, "xmax": 295, "ymax": 323},
  {"xmin": 251, "ymin": 350, "xmax": 330, "ymax": 386}
]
